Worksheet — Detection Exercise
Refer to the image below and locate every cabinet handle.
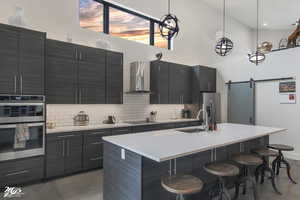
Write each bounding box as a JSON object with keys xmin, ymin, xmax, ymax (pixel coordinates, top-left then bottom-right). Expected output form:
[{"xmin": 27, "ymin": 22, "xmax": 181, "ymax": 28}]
[
  {"xmin": 67, "ymin": 140, "xmax": 70, "ymax": 156},
  {"xmin": 62, "ymin": 140, "xmax": 65, "ymax": 157},
  {"xmin": 158, "ymin": 94, "xmax": 161, "ymax": 104},
  {"xmin": 90, "ymin": 132, "xmax": 106, "ymax": 135},
  {"xmin": 5, "ymin": 170, "xmax": 29, "ymax": 177},
  {"xmin": 14, "ymin": 75, "xmax": 17, "ymax": 94},
  {"xmin": 58, "ymin": 135, "xmax": 75, "ymax": 138},
  {"xmin": 20, "ymin": 75, "xmax": 23, "ymax": 94},
  {"xmin": 75, "ymin": 49, "xmax": 78, "ymax": 60},
  {"xmin": 79, "ymin": 89, "xmax": 82, "ymax": 104},
  {"xmin": 80, "ymin": 52, "xmax": 82, "ymax": 60},
  {"xmin": 90, "ymin": 157, "xmax": 102, "ymax": 161},
  {"xmin": 75, "ymin": 90, "xmax": 77, "ymax": 104},
  {"xmin": 91, "ymin": 142, "xmax": 102, "ymax": 145}
]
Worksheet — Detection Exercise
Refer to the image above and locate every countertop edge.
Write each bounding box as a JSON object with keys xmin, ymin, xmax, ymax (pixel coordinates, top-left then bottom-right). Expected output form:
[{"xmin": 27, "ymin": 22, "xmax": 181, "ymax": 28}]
[{"xmin": 103, "ymin": 126, "xmax": 287, "ymax": 162}]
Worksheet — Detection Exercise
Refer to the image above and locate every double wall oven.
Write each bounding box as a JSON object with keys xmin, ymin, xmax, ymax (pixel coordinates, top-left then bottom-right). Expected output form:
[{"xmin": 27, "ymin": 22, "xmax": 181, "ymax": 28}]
[{"xmin": 0, "ymin": 95, "xmax": 45, "ymax": 162}]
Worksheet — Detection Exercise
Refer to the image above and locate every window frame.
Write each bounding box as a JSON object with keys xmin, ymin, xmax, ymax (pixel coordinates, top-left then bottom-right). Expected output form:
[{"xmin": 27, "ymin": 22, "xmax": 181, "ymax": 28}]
[{"xmin": 85, "ymin": 0, "xmax": 171, "ymax": 49}]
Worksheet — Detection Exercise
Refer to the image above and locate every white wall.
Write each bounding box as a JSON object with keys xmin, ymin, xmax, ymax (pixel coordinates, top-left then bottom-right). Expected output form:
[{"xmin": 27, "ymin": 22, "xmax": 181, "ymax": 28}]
[{"xmin": 216, "ymin": 45, "xmax": 300, "ymax": 160}]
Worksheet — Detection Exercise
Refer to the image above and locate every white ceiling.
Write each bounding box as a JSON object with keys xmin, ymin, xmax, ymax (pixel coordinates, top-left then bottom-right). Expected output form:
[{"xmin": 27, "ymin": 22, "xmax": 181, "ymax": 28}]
[{"xmin": 201, "ymin": 0, "xmax": 300, "ymax": 30}]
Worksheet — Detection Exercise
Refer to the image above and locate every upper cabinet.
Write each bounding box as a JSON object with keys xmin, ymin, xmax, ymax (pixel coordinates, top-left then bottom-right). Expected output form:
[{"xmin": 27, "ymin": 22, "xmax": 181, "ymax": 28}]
[
  {"xmin": 46, "ymin": 40, "xmax": 78, "ymax": 104},
  {"xmin": 192, "ymin": 65, "xmax": 217, "ymax": 103},
  {"xmin": 78, "ymin": 46, "xmax": 106, "ymax": 104},
  {"xmin": 150, "ymin": 61, "xmax": 192, "ymax": 104},
  {"xmin": 106, "ymin": 51, "xmax": 123, "ymax": 104},
  {"xmin": 193, "ymin": 66, "xmax": 216, "ymax": 92},
  {"xmin": 150, "ymin": 61, "xmax": 170, "ymax": 104},
  {"xmin": 169, "ymin": 63, "xmax": 192, "ymax": 104},
  {"xmin": 0, "ymin": 24, "xmax": 45, "ymax": 95},
  {"xmin": 46, "ymin": 39, "xmax": 123, "ymax": 104},
  {"xmin": 150, "ymin": 62, "xmax": 217, "ymax": 104}
]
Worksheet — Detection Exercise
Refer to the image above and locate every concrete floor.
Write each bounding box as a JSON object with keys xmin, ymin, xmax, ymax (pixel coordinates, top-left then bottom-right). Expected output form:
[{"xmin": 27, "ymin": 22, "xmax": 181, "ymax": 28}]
[{"xmin": 1, "ymin": 160, "xmax": 300, "ymax": 200}]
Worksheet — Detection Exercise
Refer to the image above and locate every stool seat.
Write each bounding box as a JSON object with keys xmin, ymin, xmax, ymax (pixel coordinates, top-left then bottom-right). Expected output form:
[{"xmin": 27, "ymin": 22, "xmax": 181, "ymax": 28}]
[
  {"xmin": 161, "ymin": 175, "xmax": 203, "ymax": 195},
  {"xmin": 268, "ymin": 144, "xmax": 294, "ymax": 151},
  {"xmin": 252, "ymin": 148, "xmax": 278, "ymax": 157},
  {"xmin": 232, "ymin": 153, "xmax": 263, "ymax": 166},
  {"xmin": 204, "ymin": 163, "xmax": 240, "ymax": 177}
]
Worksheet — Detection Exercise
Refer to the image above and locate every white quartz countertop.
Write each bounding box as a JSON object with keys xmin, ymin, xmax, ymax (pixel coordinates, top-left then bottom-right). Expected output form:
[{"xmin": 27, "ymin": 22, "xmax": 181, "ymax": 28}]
[
  {"xmin": 46, "ymin": 119, "xmax": 199, "ymax": 134},
  {"xmin": 103, "ymin": 123, "xmax": 287, "ymax": 162}
]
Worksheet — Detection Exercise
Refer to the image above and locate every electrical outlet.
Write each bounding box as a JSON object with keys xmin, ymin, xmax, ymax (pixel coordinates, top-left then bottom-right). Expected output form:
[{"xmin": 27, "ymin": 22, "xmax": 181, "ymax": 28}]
[{"xmin": 121, "ymin": 149, "xmax": 126, "ymax": 160}]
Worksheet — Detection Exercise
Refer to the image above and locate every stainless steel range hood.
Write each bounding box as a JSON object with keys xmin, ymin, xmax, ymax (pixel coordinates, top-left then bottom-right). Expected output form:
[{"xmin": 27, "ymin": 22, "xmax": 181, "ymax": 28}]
[{"xmin": 126, "ymin": 61, "xmax": 151, "ymax": 94}]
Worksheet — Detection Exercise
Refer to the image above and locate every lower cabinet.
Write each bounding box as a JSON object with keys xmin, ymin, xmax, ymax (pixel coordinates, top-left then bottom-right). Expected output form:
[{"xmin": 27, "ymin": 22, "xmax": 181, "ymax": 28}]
[
  {"xmin": 83, "ymin": 129, "xmax": 111, "ymax": 171},
  {"xmin": 0, "ymin": 156, "xmax": 44, "ymax": 188},
  {"xmin": 46, "ymin": 133, "xmax": 83, "ymax": 179}
]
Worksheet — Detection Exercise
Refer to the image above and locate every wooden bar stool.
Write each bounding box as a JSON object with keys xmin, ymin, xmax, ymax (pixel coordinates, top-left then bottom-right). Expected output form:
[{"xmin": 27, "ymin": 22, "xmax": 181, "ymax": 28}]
[
  {"xmin": 268, "ymin": 144, "xmax": 297, "ymax": 184},
  {"xmin": 161, "ymin": 175, "xmax": 204, "ymax": 200},
  {"xmin": 252, "ymin": 148, "xmax": 281, "ymax": 194},
  {"xmin": 204, "ymin": 162, "xmax": 240, "ymax": 200},
  {"xmin": 232, "ymin": 153, "xmax": 263, "ymax": 200}
]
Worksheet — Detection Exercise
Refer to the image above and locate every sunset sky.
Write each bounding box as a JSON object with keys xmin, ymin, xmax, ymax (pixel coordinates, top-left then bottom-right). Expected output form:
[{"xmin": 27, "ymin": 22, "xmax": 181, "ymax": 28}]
[{"xmin": 79, "ymin": 0, "xmax": 168, "ymax": 48}]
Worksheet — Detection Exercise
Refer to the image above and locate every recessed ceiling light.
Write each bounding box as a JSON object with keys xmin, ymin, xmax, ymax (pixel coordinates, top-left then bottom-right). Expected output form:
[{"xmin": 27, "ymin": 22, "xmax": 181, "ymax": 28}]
[{"xmin": 263, "ymin": 23, "xmax": 268, "ymax": 26}]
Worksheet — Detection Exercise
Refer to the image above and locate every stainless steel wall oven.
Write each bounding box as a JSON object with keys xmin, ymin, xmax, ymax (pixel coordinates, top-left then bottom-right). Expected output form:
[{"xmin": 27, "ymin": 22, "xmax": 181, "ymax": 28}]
[{"xmin": 0, "ymin": 95, "xmax": 45, "ymax": 161}]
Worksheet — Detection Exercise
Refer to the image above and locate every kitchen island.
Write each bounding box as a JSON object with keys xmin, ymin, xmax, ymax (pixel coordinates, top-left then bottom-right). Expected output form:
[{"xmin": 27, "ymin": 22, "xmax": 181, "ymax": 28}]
[{"xmin": 103, "ymin": 123, "xmax": 286, "ymax": 200}]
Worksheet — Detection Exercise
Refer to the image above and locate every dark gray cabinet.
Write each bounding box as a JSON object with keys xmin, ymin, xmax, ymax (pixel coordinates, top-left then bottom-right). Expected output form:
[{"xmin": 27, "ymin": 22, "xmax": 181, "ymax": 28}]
[
  {"xmin": 106, "ymin": 51, "xmax": 123, "ymax": 104},
  {"xmin": 46, "ymin": 40, "xmax": 123, "ymax": 104},
  {"xmin": 78, "ymin": 46, "xmax": 106, "ymax": 104},
  {"xmin": 150, "ymin": 61, "xmax": 192, "ymax": 104},
  {"xmin": 46, "ymin": 53, "xmax": 77, "ymax": 104},
  {"xmin": 0, "ymin": 24, "xmax": 45, "ymax": 95},
  {"xmin": 83, "ymin": 129, "xmax": 111, "ymax": 170},
  {"xmin": 150, "ymin": 61, "xmax": 169, "ymax": 104},
  {"xmin": 169, "ymin": 64, "xmax": 192, "ymax": 104},
  {"xmin": 46, "ymin": 40, "xmax": 77, "ymax": 104},
  {"xmin": 46, "ymin": 133, "xmax": 83, "ymax": 178},
  {"xmin": 0, "ymin": 156, "xmax": 44, "ymax": 188},
  {"xmin": 192, "ymin": 66, "xmax": 217, "ymax": 103}
]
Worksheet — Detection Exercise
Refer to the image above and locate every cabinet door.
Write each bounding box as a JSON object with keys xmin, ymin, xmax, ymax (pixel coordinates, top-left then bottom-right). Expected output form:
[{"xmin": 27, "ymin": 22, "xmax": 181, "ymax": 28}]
[
  {"xmin": 78, "ymin": 47, "xmax": 106, "ymax": 104},
  {"xmin": 106, "ymin": 51, "xmax": 123, "ymax": 104},
  {"xmin": 46, "ymin": 39, "xmax": 76, "ymax": 60},
  {"xmin": 64, "ymin": 135, "xmax": 83, "ymax": 174},
  {"xmin": 169, "ymin": 64, "xmax": 182, "ymax": 104},
  {"xmin": 0, "ymin": 25, "xmax": 19, "ymax": 94},
  {"xmin": 182, "ymin": 66, "xmax": 192, "ymax": 104},
  {"xmin": 83, "ymin": 130, "xmax": 111, "ymax": 170},
  {"xmin": 46, "ymin": 57, "xmax": 77, "ymax": 104},
  {"xmin": 199, "ymin": 66, "xmax": 216, "ymax": 92},
  {"xmin": 46, "ymin": 138, "xmax": 65, "ymax": 178},
  {"xmin": 150, "ymin": 61, "xmax": 169, "ymax": 104},
  {"xmin": 19, "ymin": 29, "xmax": 45, "ymax": 95}
]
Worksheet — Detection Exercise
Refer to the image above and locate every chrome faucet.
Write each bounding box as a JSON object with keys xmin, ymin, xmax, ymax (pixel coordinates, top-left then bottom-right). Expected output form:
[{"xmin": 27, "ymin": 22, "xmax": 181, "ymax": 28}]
[{"xmin": 197, "ymin": 109, "xmax": 209, "ymax": 131}]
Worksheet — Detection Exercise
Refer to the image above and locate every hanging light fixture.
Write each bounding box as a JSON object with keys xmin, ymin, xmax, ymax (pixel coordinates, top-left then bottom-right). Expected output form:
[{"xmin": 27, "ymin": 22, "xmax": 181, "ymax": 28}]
[
  {"xmin": 248, "ymin": 0, "xmax": 266, "ymax": 65},
  {"xmin": 159, "ymin": 0, "xmax": 179, "ymax": 40},
  {"xmin": 215, "ymin": 0, "xmax": 233, "ymax": 56}
]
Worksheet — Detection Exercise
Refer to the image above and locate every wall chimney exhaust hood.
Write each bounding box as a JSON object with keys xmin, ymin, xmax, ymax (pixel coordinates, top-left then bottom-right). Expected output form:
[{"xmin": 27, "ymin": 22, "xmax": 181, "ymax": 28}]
[{"xmin": 126, "ymin": 61, "xmax": 151, "ymax": 94}]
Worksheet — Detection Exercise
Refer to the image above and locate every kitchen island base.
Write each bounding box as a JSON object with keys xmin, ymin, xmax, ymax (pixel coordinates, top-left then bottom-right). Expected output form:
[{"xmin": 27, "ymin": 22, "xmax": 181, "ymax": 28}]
[{"xmin": 103, "ymin": 136, "xmax": 269, "ymax": 200}]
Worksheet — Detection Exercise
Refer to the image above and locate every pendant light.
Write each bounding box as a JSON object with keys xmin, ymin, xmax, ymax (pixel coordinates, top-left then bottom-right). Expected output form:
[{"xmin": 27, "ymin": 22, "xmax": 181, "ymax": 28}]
[
  {"xmin": 215, "ymin": 0, "xmax": 233, "ymax": 56},
  {"xmin": 248, "ymin": 0, "xmax": 265, "ymax": 65},
  {"xmin": 159, "ymin": 0, "xmax": 179, "ymax": 40}
]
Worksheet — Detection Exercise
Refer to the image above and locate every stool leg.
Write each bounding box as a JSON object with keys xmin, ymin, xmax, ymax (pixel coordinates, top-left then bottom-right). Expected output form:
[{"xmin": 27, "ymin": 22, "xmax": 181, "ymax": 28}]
[
  {"xmin": 264, "ymin": 166, "xmax": 282, "ymax": 195},
  {"xmin": 281, "ymin": 158, "xmax": 297, "ymax": 184},
  {"xmin": 233, "ymin": 182, "xmax": 240, "ymax": 200},
  {"xmin": 272, "ymin": 156, "xmax": 280, "ymax": 175},
  {"xmin": 260, "ymin": 166, "xmax": 266, "ymax": 184},
  {"xmin": 276, "ymin": 156, "xmax": 282, "ymax": 175},
  {"xmin": 255, "ymin": 164, "xmax": 264, "ymax": 182},
  {"xmin": 250, "ymin": 177, "xmax": 258, "ymax": 200}
]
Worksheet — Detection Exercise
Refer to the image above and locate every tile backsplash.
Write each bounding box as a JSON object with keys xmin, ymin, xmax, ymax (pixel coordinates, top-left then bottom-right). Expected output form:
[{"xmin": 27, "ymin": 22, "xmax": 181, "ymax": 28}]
[{"xmin": 47, "ymin": 94, "xmax": 184, "ymax": 127}]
